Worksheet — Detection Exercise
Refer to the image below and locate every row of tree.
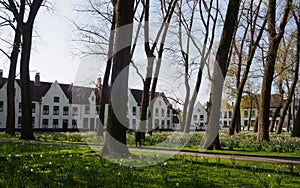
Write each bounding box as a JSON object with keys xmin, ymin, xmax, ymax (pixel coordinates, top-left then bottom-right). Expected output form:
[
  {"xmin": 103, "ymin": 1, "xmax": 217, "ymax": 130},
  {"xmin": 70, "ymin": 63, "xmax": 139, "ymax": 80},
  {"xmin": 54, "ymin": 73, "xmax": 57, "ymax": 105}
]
[{"xmin": 1, "ymin": 0, "xmax": 299, "ymax": 157}]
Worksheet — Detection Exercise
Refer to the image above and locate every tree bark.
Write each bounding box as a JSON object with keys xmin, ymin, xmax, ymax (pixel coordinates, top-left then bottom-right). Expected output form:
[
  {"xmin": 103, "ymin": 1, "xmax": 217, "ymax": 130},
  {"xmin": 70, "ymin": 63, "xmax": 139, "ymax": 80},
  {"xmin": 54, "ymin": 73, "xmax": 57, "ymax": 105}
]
[
  {"xmin": 269, "ymin": 106, "xmax": 281, "ymax": 132},
  {"xmin": 97, "ymin": 10, "xmax": 116, "ymax": 137},
  {"xmin": 101, "ymin": 0, "xmax": 134, "ymax": 157},
  {"xmin": 6, "ymin": 25, "xmax": 22, "ymax": 136},
  {"xmin": 257, "ymin": 0, "xmax": 291, "ymax": 142},
  {"xmin": 292, "ymin": 101, "xmax": 300, "ymax": 137},
  {"xmin": 202, "ymin": 0, "xmax": 241, "ymax": 150}
]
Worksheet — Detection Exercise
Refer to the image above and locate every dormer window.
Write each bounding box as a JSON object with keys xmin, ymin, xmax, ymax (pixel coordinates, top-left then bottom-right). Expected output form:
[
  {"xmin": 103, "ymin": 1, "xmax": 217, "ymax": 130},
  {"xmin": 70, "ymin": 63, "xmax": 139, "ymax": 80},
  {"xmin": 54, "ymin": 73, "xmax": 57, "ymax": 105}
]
[
  {"xmin": 54, "ymin": 97, "xmax": 60, "ymax": 103},
  {"xmin": 91, "ymin": 96, "xmax": 95, "ymax": 101}
]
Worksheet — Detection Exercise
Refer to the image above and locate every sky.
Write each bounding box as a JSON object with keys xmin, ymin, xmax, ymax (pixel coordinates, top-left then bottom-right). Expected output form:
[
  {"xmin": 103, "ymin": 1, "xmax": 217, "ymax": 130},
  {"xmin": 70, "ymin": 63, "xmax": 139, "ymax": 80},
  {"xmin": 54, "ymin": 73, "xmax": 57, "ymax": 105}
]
[{"xmin": 0, "ymin": 0, "xmax": 211, "ymax": 106}]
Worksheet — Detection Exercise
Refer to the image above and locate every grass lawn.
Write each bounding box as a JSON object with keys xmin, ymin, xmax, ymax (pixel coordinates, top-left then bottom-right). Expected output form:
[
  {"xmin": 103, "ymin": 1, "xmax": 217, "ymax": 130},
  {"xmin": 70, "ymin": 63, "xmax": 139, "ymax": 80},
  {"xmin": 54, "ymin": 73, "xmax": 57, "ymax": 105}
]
[
  {"xmin": 1, "ymin": 130, "xmax": 300, "ymax": 157},
  {"xmin": 0, "ymin": 142, "xmax": 300, "ymax": 187}
]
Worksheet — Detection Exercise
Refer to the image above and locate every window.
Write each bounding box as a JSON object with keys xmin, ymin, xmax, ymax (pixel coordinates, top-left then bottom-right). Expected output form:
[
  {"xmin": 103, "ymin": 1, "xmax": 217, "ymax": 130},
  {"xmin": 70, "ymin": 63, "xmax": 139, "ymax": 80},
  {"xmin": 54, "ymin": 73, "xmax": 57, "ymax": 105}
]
[
  {"xmin": 197, "ymin": 109, "xmax": 201, "ymax": 113},
  {"xmin": 244, "ymin": 111, "xmax": 249, "ymax": 118},
  {"xmin": 85, "ymin": 106, "xmax": 90, "ymax": 114},
  {"xmin": 224, "ymin": 121, "xmax": 228, "ymax": 127},
  {"xmin": 53, "ymin": 106, "xmax": 59, "ymax": 115},
  {"xmin": 54, "ymin": 97, "xmax": 59, "ymax": 103},
  {"xmin": 53, "ymin": 119, "xmax": 59, "ymax": 128},
  {"xmin": 155, "ymin": 119, "xmax": 159, "ymax": 127},
  {"xmin": 42, "ymin": 119, "xmax": 49, "ymax": 128},
  {"xmin": 83, "ymin": 118, "xmax": 89, "ymax": 129},
  {"xmin": 43, "ymin": 105, "xmax": 49, "ymax": 115},
  {"xmin": 19, "ymin": 102, "xmax": 22, "ymax": 112},
  {"xmin": 155, "ymin": 108, "xmax": 159, "ymax": 116},
  {"xmin": 200, "ymin": 115, "xmax": 204, "ymax": 121},
  {"xmin": 167, "ymin": 109, "xmax": 170, "ymax": 117},
  {"xmin": 18, "ymin": 117, "xmax": 22, "ymax": 128},
  {"xmin": 32, "ymin": 103, "xmax": 36, "ymax": 113},
  {"xmin": 158, "ymin": 101, "xmax": 162, "ymax": 106},
  {"xmin": 91, "ymin": 96, "xmax": 95, "ymax": 101},
  {"xmin": 63, "ymin": 106, "xmax": 69, "ymax": 115},
  {"xmin": 251, "ymin": 110, "xmax": 256, "ymax": 118},
  {"xmin": 228, "ymin": 111, "xmax": 232, "ymax": 118},
  {"xmin": 167, "ymin": 120, "xmax": 170, "ymax": 126},
  {"xmin": 0, "ymin": 101, "xmax": 3, "ymax": 112},
  {"xmin": 132, "ymin": 107, "xmax": 136, "ymax": 115},
  {"xmin": 224, "ymin": 112, "xmax": 227, "ymax": 118},
  {"xmin": 161, "ymin": 109, "xmax": 165, "ymax": 117},
  {"xmin": 200, "ymin": 122, "xmax": 204, "ymax": 127},
  {"xmin": 72, "ymin": 107, "xmax": 78, "ymax": 116},
  {"xmin": 269, "ymin": 110, "xmax": 274, "ymax": 117},
  {"xmin": 193, "ymin": 115, "xmax": 197, "ymax": 122},
  {"xmin": 72, "ymin": 119, "xmax": 77, "ymax": 129}
]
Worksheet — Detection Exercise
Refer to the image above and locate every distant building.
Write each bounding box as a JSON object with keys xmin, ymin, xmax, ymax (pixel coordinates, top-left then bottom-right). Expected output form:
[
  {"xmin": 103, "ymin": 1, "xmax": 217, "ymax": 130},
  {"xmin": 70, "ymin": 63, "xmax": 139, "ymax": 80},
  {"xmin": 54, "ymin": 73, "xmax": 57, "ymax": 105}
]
[{"xmin": 0, "ymin": 70, "xmax": 190, "ymax": 131}]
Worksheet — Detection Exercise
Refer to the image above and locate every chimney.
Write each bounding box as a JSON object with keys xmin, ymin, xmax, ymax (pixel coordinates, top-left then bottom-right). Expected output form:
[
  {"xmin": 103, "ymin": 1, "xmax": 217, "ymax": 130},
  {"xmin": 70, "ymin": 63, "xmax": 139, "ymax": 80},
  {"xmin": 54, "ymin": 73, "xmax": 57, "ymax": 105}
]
[
  {"xmin": 96, "ymin": 77, "xmax": 102, "ymax": 89},
  {"xmin": 0, "ymin": 69, "xmax": 3, "ymax": 84},
  {"xmin": 34, "ymin": 72, "xmax": 40, "ymax": 86}
]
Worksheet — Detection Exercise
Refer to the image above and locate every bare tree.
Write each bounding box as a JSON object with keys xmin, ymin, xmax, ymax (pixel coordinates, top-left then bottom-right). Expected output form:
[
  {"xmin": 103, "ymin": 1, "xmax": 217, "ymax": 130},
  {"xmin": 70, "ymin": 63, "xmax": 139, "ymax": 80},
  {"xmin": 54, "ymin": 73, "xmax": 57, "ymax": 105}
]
[
  {"xmin": 229, "ymin": 0, "xmax": 267, "ymax": 135},
  {"xmin": 291, "ymin": 4, "xmax": 300, "ymax": 137},
  {"xmin": 257, "ymin": 0, "xmax": 292, "ymax": 142},
  {"xmin": 5, "ymin": 0, "xmax": 45, "ymax": 140},
  {"xmin": 0, "ymin": 2, "xmax": 23, "ymax": 136},
  {"xmin": 202, "ymin": 0, "xmax": 242, "ymax": 150},
  {"xmin": 101, "ymin": 0, "xmax": 134, "ymax": 157}
]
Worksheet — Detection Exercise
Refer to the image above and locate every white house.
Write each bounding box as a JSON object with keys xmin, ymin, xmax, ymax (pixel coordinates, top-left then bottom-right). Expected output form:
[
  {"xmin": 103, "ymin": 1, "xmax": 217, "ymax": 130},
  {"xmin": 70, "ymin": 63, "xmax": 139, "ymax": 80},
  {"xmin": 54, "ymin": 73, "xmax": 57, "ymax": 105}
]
[
  {"xmin": 128, "ymin": 89, "xmax": 174, "ymax": 131},
  {"xmin": 191, "ymin": 101, "xmax": 207, "ymax": 130}
]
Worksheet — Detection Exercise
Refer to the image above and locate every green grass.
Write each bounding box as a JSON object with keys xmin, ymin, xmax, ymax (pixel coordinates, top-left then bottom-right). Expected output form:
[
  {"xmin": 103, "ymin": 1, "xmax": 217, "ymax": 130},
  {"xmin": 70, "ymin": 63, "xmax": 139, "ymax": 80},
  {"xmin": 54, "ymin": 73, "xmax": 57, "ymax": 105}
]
[
  {"xmin": 0, "ymin": 142, "xmax": 300, "ymax": 187},
  {"xmin": 1, "ymin": 131, "xmax": 300, "ymax": 158}
]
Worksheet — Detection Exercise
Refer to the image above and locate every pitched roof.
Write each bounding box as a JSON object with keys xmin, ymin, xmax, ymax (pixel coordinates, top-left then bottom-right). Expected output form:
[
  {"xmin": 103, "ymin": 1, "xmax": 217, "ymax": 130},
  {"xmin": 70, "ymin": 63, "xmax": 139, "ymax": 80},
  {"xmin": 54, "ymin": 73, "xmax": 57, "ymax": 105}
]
[
  {"xmin": 241, "ymin": 94, "xmax": 283, "ymax": 109},
  {"xmin": 60, "ymin": 84, "xmax": 96, "ymax": 104},
  {"xmin": 0, "ymin": 78, "xmax": 7, "ymax": 89},
  {"xmin": 130, "ymin": 89, "xmax": 143, "ymax": 106},
  {"xmin": 30, "ymin": 81, "xmax": 52, "ymax": 102},
  {"xmin": 130, "ymin": 89, "xmax": 172, "ymax": 107}
]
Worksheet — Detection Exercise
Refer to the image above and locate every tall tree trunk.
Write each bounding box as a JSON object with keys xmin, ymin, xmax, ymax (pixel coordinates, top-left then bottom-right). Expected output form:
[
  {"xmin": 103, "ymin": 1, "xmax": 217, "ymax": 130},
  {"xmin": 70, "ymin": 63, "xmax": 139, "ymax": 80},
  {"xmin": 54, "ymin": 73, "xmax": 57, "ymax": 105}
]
[
  {"xmin": 202, "ymin": 0, "xmax": 241, "ymax": 150},
  {"xmin": 8, "ymin": 0, "xmax": 44, "ymax": 140},
  {"xmin": 292, "ymin": 101, "xmax": 300, "ymax": 137},
  {"xmin": 257, "ymin": 0, "xmax": 291, "ymax": 142},
  {"xmin": 101, "ymin": 0, "xmax": 134, "ymax": 157},
  {"xmin": 20, "ymin": 25, "xmax": 34, "ymax": 140},
  {"xmin": 97, "ymin": 11, "xmax": 116, "ymax": 137},
  {"xmin": 6, "ymin": 25, "xmax": 22, "ymax": 136},
  {"xmin": 269, "ymin": 106, "xmax": 281, "ymax": 132},
  {"xmin": 229, "ymin": 15, "xmax": 267, "ymax": 135}
]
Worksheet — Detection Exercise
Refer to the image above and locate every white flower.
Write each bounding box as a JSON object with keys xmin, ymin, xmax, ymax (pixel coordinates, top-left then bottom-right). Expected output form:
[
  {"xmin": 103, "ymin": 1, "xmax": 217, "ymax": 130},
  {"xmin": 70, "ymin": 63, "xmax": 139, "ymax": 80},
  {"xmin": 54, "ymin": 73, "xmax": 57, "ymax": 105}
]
[
  {"xmin": 31, "ymin": 168, "xmax": 34, "ymax": 172},
  {"xmin": 49, "ymin": 162, "xmax": 52, "ymax": 165},
  {"xmin": 268, "ymin": 174, "xmax": 271, "ymax": 178},
  {"xmin": 40, "ymin": 154, "xmax": 43, "ymax": 158},
  {"xmin": 176, "ymin": 183, "xmax": 179, "ymax": 187},
  {"xmin": 31, "ymin": 154, "xmax": 33, "ymax": 157},
  {"xmin": 8, "ymin": 154, "xmax": 11, "ymax": 157},
  {"xmin": 86, "ymin": 166, "xmax": 89, "ymax": 169},
  {"xmin": 164, "ymin": 162, "xmax": 167, "ymax": 166},
  {"xmin": 118, "ymin": 172, "xmax": 121, "ymax": 176}
]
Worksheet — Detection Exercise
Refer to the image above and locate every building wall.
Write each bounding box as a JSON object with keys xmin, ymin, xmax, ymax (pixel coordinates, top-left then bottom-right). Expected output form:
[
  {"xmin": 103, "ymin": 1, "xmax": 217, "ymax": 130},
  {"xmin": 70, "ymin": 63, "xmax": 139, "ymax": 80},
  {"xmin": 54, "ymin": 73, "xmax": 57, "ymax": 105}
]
[{"xmin": 0, "ymin": 81, "xmax": 22, "ymax": 129}]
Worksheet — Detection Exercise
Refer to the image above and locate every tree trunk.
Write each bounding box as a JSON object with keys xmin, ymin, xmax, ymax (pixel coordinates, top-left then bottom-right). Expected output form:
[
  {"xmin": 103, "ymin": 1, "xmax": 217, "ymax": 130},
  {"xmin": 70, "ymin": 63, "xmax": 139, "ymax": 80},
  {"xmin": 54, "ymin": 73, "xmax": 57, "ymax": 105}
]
[
  {"xmin": 269, "ymin": 106, "xmax": 281, "ymax": 132},
  {"xmin": 257, "ymin": 0, "xmax": 291, "ymax": 142},
  {"xmin": 292, "ymin": 101, "xmax": 300, "ymax": 137},
  {"xmin": 202, "ymin": 0, "xmax": 241, "ymax": 150},
  {"xmin": 97, "ymin": 11, "xmax": 116, "ymax": 137},
  {"xmin": 253, "ymin": 116, "xmax": 258, "ymax": 132},
  {"xmin": 20, "ymin": 25, "xmax": 34, "ymax": 140},
  {"xmin": 229, "ymin": 17, "xmax": 267, "ymax": 135},
  {"xmin": 6, "ymin": 26, "xmax": 21, "ymax": 136},
  {"xmin": 101, "ymin": 0, "xmax": 134, "ymax": 157}
]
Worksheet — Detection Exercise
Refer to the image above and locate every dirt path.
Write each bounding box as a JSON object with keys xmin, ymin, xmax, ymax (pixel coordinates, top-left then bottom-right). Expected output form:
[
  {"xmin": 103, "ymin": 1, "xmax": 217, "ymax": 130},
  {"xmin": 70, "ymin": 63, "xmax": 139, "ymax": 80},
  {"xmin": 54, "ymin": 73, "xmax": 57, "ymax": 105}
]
[{"xmin": 1, "ymin": 139, "xmax": 300, "ymax": 164}]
